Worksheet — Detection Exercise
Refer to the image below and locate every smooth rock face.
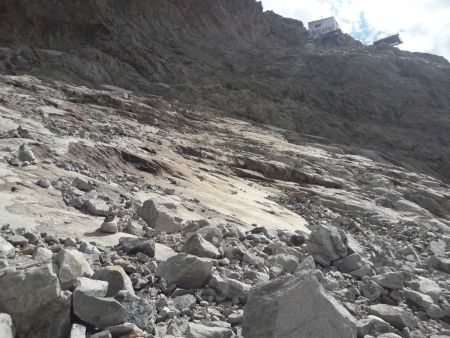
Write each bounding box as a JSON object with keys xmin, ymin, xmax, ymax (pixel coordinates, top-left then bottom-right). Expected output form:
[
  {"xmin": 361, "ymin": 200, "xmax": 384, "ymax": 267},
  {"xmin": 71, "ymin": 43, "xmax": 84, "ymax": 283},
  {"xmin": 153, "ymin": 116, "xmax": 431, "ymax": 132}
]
[
  {"xmin": 0, "ymin": 237, "xmax": 15, "ymax": 259},
  {"xmin": 306, "ymin": 223, "xmax": 348, "ymax": 266},
  {"xmin": 408, "ymin": 276, "xmax": 442, "ymax": 301},
  {"xmin": 139, "ymin": 199, "xmax": 184, "ymax": 233},
  {"xmin": 100, "ymin": 220, "xmax": 119, "ymax": 234},
  {"xmin": 73, "ymin": 289, "xmax": 128, "ymax": 330},
  {"xmin": 183, "ymin": 233, "xmax": 220, "ymax": 258},
  {"xmin": 156, "ymin": 254, "xmax": 213, "ymax": 289},
  {"xmin": 92, "ymin": 266, "xmax": 135, "ymax": 297},
  {"xmin": 119, "ymin": 237, "xmax": 156, "ymax": 257},
  {"xmin": 54, "ymin": 248, "xmax": 94, "ymax": 287},
  {"xmin": 333, "ymin": 253, "xmax": 367, "ymax": 273},
  {"xmin": 0, "ymin": 313, "xmax": 15, "ymax": 338},
  {"xmin": 242, "ymin": 271, "xmax": 357, "ymax": 338},
  {"xmin": 368, "ymin": 304, "xmax": 418, "ymax": 330},
  {"xmin": 186, "ymin": 322, "xmax": 234, "ymax": 338},
  {"xmin": 0, "ymin": 263, "xmax": 71, "ymax": 338}
]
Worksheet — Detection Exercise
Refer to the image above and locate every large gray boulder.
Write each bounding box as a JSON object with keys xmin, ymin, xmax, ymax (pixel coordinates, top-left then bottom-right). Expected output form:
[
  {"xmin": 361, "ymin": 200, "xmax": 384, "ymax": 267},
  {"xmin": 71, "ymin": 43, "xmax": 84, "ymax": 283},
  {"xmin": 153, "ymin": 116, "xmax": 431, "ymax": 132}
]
[
  {"xmin": 0, "ymin": 313, "xmax": 15, "ymax": 338},
  {"xmin": 0, "ymin": 237, "xmax": 15, "ymax": 259},
  {"xmin": 306, "ymin": 223, "xmax": 348, "ymax": 266},
  {"xmin": 0, "ymin": 263, "xmax": 71, "ymax": 338},
  {"xmin": 92, "ymin": 265, "xmax": 135, "ymax": 297},
  {"xmin": 73, "ymin": 289, "xmax": 128, "ymax": 329},
  {"xmin": 139, "ymin": 199, "xmax": 184, "ymax": 233},
  {"xmin": 368, "ymin": 304, "xmax": 418, "ymax": 330},
  {"xmin": 242, "ymin": 271, "xmax": 356, "ymax": 338},
  {"xmin": 183, "ymin": 233, "xmax": 220, "ymax": 258},
  {"xmin": 54, "ymin": 248, "xmax": 94, "ymax": 287},
  {"xmin": 156, "ymin": 254, "xmax": 213, "ymax": 289}
]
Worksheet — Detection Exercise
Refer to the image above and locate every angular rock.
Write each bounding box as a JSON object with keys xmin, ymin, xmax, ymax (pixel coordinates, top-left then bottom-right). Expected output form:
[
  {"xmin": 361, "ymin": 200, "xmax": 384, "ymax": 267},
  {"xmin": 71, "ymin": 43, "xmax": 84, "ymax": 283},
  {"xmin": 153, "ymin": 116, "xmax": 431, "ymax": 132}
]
[
  {"xmin": 33, "ymin": 246, "xmax": 53, "ymax": 261},
  {"xmin": 428, "ymin": 256, "xmax": 450, "ymax": 273},
  {"xmin": 18, "ymin": 144, "xmax": 35, "ymax": 162},
  {"xmin": 90, "ymin": 330, "xmax": 112, "ymax": 338},
  {"xmin": 72, "ymin": 177, "xmax": 93, "ymax": 192},
  {"xmin": 407, "ymin": 276, "xmax": 442, "ymax": 301},
  {"xmin": 119, "ymin": 237, "xmax": 156, "ymax": 257},
  {"xmin": 209, "ymin": 274, "xmax": 251, "ymax": 300},
  {"xmin": 86, "ymin": 198, "xmax": 110, "ymax": 217},
  {"xmin": 368, "ymin": 304, "xmax": 418, "ymax": 330},
  {"xmin": 242, "ymin": 271, "xmax": 357, "ymax": 338},
  {"xmin": 196, "ymin": 225, "xmax": 224, "ymax": 246},
  {"xmin": 359, "ymin": 280, "xmax": 385, "ymax": 301},
  {"xmin": 306, "ymin": 223, "xmax": 348, "ymax": 266},
  {"xmin": 370, "ymin": 272, "xmax": 404, "ymax": 290},
  {"xmin": 92, "ymin": 266, "xmax": 135, "ymax": 297},
  {"xmin": 183, "ymin": 233, "xmax": 220, "ymax": 258},
  {"xmin": 295, "ymin": 255, "xmax": 316, "ymax": 272},
  {"xmin": 73, "ymin": 289, "xmax": 128, "ymax": 330},
  {"xmin": 242, "ymin": 251, "xmax": 265, "ymax": 267},
  {"xmin": 356, "ymin": 315, "xmax": 393, "ymax": 338},
  {"xmin": 139, "ymin": 199, "xmax": 184, "ymax": 233},
  {"xmin": 0, "ymin": 313, "xmax": 15, "ymax": 338},
  {"xmin": 70, "ymin": 323, "xmax": 86, "ymax": 338},
  {"xmin": 54, "ymin": 248, "xmax": 94, "ymax": 287},
  {"xmin": 267, "ymin": 253, "xmax": 299, "ymax": 273},
  {"xmin": 0, "ymin": 237, "xmax": 15, "ymax": 259},
  {"xmin": 173, "ymin": 294, "xmax": 197, "ymax": 310},
  {"xmin": 0, "ymin": 263, "xmax": 71, "ymax": 338},
  {"xmin": 121, "ymin": 298, "xmax": 155, "ymax": 333},
  {"xmin": 333, "ymin": 253, "xmax": 367, "ymax": 273},
  {"xmin": 79, "ymin": 241, "xmax": 101, "ymax": 255},
  {"xmin": 156, "ymin": 254, "xmax": 213, "ymax": 289},
  {"xmin": 186, "ymin": 322, "xmax": 233, "ymax": 338},
  {"xmin": 73, "ymin": 277, "xmax": 108, "ymax": 297}
]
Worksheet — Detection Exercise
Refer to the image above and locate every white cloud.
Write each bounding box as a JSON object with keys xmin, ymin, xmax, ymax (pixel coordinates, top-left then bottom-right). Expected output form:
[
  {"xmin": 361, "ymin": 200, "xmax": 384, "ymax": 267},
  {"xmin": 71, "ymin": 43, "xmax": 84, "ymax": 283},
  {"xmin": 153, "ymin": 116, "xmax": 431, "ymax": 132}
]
[{"xmin": 261, "ymin": 0, "xmax": 450, "ymax": 61}]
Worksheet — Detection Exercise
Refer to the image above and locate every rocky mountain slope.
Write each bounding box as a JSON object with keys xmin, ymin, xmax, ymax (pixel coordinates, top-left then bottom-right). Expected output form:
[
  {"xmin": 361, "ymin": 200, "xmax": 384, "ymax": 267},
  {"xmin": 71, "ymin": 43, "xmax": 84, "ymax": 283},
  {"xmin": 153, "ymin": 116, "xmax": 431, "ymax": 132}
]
[
  {"xmin": 1, "ymin": 0, "xmax": 450, "ymax": 182},
  {"xmin": 0, "ymin": 1, "xmax": 450, "ymax": 338}
]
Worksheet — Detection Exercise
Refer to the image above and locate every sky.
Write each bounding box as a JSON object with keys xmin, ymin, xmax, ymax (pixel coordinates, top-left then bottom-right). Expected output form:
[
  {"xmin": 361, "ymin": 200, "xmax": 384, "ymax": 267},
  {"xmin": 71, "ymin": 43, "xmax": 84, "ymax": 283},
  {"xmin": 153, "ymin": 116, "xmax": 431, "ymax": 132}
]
[{"xmin": 261, "ymin": 0, "xmax": 450, "ymax": 61}]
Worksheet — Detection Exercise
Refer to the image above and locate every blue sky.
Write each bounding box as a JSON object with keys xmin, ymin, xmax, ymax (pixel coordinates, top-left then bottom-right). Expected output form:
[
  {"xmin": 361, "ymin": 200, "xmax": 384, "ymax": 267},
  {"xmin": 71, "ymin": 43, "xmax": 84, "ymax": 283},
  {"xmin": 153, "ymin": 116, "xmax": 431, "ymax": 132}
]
[{"xmin": 261, "ymin": 0, "xmax": 450, "ymax": 61}]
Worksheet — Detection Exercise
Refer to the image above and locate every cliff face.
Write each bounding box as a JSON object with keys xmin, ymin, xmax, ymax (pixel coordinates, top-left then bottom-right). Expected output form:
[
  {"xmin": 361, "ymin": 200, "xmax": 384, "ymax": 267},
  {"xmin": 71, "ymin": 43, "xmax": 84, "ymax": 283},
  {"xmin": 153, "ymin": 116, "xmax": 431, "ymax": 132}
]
[{"xmin": 0, "ymin": 0, "xmax": 449, "ymax": 181}]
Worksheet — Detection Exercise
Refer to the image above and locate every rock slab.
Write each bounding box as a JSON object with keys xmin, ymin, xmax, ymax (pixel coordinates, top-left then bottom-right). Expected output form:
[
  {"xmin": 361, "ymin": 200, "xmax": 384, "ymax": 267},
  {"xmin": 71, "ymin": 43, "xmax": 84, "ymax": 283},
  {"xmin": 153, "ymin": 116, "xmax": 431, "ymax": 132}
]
[{"xmin": 242, "ymin": 271, "xmax": 356, "ymax": 338}]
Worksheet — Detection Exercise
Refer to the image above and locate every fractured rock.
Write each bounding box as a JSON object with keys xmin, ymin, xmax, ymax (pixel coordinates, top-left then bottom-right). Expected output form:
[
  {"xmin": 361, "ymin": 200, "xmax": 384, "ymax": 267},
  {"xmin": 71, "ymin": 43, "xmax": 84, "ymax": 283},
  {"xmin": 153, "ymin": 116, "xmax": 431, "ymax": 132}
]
[
  {"xmin": 242, "ymin": 271, "xmax": 357, "ymax": 338},
  {"xmin": 183, "ymin": 233, "xmax": 220, "ymax": 258},
  {"xmin": 266, "ymin": 253, "xmax": 299, "ymax": 273},
  {"xmin": 119, "ymin": 237, "xmax": 156, "ymax": 257},
  {"xmin": 356, "ymin": 315, "xmax": 394, "ymax": 338},
  {"xmin": 92, "ymin": 265, "xmax": 135, "ymax": 297},
  {"xmin": 359, "ymin": 280, "xmax": 385, "ymax": 301},
  {"xmin": 173, "ymin": 294, "xmax": 197, "ymax": 310},
  {"xmin": 54, "ymin": 248, "xmax": 94, "ymax": 287},
  {"xmin": 73, "ymin": 277, "xmax": 108, "ymax": 297},
  {"xmin": 0, "ymin": 263, "xmax": 71, "ymax": 338},
  {"xmin": 0, "ymin": 237, "xmax": 15, "ymax": 259},
  {"xmin": 73, "ymin": 289, "xmax": 128, "ymax": 330},
  {"xmin": 306, "ymin": 223, "xmax": 348, "ymax": 266},
  {"xmin": 407, "ymin": 276, "xmax": 442, "ymax": 301},
  {"xmin": 209, "ymin": 274, "xmax": 251, "ymax": 300},
  {"xmin": 368, "ymin": 304, "xmax": 418, "ymax": 330},
  {"xmin": 156, "ymin": 254, "xmax": 213, "ymax": 289},
  {"xmin": 139, "ymin": 199, "xmax": 184, "ymax": 233},
  {"xmin": 370, "ymin": 272, "xmax": 404, "ymax": 290},
  {"xmin": 196, "ymin": 225, "xmax": 224, "ymax": 247},
  {"xmin": 333, "ymin": 253, "xmax": 368, "ymax": 273}
]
